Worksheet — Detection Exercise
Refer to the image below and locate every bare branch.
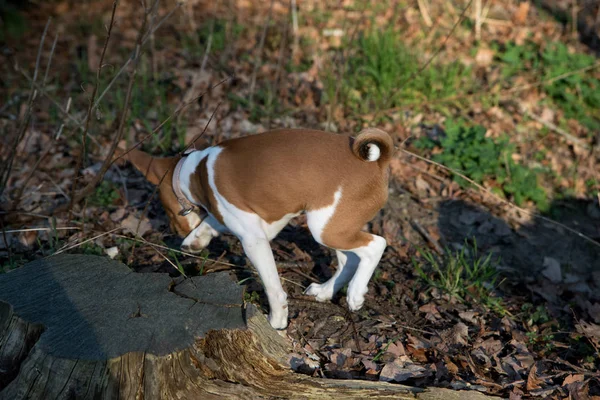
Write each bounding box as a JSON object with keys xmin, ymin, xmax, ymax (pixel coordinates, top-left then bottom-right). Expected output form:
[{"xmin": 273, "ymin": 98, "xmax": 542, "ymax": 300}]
[
  {"xmin": 68, "ymin": 0, "xmax": 119, "ymax": 212},
  {"xmin": 0, "ymin": 18, "xmax": 51, "ymax": 199}
]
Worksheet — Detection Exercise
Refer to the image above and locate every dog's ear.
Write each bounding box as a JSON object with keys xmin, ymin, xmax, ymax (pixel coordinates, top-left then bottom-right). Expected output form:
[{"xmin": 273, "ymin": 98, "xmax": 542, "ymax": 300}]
[{"xmin": 116, "ymin": 146, "xmax": 178, "ymax": 186}]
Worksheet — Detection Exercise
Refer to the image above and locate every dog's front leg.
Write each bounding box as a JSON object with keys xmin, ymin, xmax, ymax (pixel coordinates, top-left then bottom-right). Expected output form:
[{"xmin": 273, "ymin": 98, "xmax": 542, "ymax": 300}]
[{"xmin": 240, "ymin": 236, "xmax": 288, "ymax": 330}]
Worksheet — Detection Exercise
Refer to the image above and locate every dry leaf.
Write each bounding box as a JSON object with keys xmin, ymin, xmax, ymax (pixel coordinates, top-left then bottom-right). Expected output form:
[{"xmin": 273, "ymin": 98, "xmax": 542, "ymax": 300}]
[
  {"xmin": 379, "ymin": 361, "xmax": 430, "ymax": 382},
  {"xmin": 121, "ymin": 214, "xmax": 152, "ymax": 237},
  {"xmin": 475, "ymin": 48, "xmax": 494, "ymax": 67},
  {"xmin": 513, "ymin": 1, "xmax": 530, "ymax": 24},
  {"xmin": 526, "ymin": 363, "xmax": 543, "ymax": 391}
]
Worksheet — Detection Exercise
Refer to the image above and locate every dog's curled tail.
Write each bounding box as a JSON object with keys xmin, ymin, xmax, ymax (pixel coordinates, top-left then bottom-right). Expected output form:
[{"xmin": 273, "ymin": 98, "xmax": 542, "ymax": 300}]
[{"xmin": 352, "ymin": 128, "xmax": 394, "ymax": 164}]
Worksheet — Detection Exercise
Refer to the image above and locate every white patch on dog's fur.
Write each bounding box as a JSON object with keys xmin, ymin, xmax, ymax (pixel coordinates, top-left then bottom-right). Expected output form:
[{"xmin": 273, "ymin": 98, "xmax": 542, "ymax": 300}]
[
  {"xmin": 306, "ymin": 188, "xmax": 342, "ymax": 244},
  {"xmin": 262, "ymin": 213, "xmax": 301, "ymax": 241},
  {"xmin": 179, "ymin": 149, "xmax": 210, "ymax": 206},
  {"xmin": 204, "ymin": 146, "xmax": 290, "ymax": 329},
  {"xmin": 345, "ymin": 235, "xmax": 387, "ymax": 310},
  {"xmin": 366, "ymin": 143, "xmax": 380, "ymax": 161},
  {"xmin": 181, "ymin": 215, "xmax": 224, "ymax": 253}
]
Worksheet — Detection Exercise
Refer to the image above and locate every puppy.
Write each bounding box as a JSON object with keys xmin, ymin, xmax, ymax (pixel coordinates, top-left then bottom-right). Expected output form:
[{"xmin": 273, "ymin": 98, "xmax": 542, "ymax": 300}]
[{"xmin": 121, "ymin": 128, "xmax": 393, "ymax": 329}]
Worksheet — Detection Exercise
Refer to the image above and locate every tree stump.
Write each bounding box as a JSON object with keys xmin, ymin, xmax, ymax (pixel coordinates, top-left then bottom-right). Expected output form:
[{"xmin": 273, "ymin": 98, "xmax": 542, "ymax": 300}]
[{"xmin": 0, "ymin": 255, "xmax": 496, "ymax": 399}]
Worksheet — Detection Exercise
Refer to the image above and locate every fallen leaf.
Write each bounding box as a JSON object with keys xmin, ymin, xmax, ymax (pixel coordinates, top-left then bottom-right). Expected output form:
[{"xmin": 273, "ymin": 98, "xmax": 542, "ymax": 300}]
[
  {"xmin": 121, "ymin": 214, "xmax": 152, "ymax": 237},
  {"xmin": 379, "ymin": 361, "xmax": 430, "ymax": 382},
  {"xmin": 563, "ymin": 374, "xmax": 585, "ymax": 386},
  {"xmin": 386, "ymin": 341, "xmax": 406, "ymax": 357},
  {"xmin": 513, "ymin": 1, "xmax": 530, "ymax": 24},
  {"xmin": 526, "ymin": 363, "xmax": 543, "ymax": 391},
  {"xmin": 418, "ymin": 303, "xmax": 442, "ymax": 319}
]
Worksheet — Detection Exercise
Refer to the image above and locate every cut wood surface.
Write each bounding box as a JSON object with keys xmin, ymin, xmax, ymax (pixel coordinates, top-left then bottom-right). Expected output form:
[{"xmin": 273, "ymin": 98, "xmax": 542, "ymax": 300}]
[{"xmin": 0, "ymin": 255, "xmax": 499, "ymax": 399}]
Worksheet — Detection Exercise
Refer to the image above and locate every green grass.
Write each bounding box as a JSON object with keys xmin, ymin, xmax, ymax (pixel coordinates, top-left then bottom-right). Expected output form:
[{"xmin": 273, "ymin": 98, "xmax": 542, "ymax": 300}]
[
  {"xmin": 181, "ymin": 19, "xmax": 244, "ymax": 59},
  {"xmin": 324, "ymin": 27, "xmax": 473, "ymax": 116},
  {"xmin": 415, "ymin": 120, "xmax": 550, "ymax": 211},
  {"xmin": 412, "ymin": 240, "xmax": 505, "ymax": 314},
  {"xmin": 496, "ymin": 41, "xmax": 600, "ymax": 131}
]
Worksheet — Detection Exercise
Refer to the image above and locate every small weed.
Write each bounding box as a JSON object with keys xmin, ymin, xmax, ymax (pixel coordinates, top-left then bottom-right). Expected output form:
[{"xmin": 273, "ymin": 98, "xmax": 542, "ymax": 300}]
[
  {"xmin": 244, "ymin": 291, "xmax": 260, "ymax": 304},
  {"xmin": 415, "ymin": 120, "xmax": 549, "ymax": 211},
  {"xmin": 497, "ymin": 41, "xmax": 600, "ymax": 131},
  {"xmin": 76, "ymin": 242, "xmax": 105, "ymax": 256},
  {"xmin": 412, "ymin": 240, "xmax": 505, "ymax": 314},
  {"xmin": 1, "ymin": 254, "xmax": 26, "ymax": 273},
  {"xmin": 89, "ymin": 181, "xmax": 120, "ymax": 207}
]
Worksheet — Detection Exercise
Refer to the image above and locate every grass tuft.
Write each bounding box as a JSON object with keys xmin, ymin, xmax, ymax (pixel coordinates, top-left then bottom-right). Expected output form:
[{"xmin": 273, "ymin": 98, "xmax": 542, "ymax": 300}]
[{"xmin": 413, "ymin": 240, "xmax": 506, "ymax": 314}]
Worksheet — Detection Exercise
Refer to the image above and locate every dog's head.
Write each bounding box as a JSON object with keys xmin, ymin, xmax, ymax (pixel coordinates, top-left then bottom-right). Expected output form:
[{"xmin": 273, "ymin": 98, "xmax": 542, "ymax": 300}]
[{"xmin": 116, "ymin": 147, "xmax": 206, "ymax": 241}]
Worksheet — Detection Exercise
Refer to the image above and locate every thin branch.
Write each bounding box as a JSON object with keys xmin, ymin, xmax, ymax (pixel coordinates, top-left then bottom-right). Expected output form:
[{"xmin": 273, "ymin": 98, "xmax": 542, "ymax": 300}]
[
  {"xmin": 0, "ymin": 18, "xmax": 51, "ymax": 199},
  {"xmin": 110, "ymin": 76, "xmax": 231, "ymax": 165},
  {"xmin": 382, "ymin": 0, "xmax": 473, "ymax": 109},
  {"xmin": 52, "ymin": 227, "xmax": 121, "ymax": 256},
  {"xmin": 13, "ymin": 34, "xmax": 60, "ymax": 206},
  {"xmin": 182, "ymin": 101, "xmax": 222, "ymax": 154},
  {"xmin": 93, "ymin": 2, "xmax": 183, "ymax": 112},
  {"xmin": 369, "ymin": 60, "xmax": 600, "ymax": 119},
  {"xmin": 248, "ymin": 0, "xmax": 274, "ymax": 107},
  {"xmin": 71, "ymin": 0, "xmax": 153, "ymax": 207},
  {"xmin": 525, "ymin": 109, "xmax": 591, "ymax": 151},
  {"xmin": 399, "ymin": 149, "xmax": 600, "ymax": 249},
  {"xmin": 68, "ymin": 0, "xmax": 119, "ymax": 212},
  {"xmin": 200, "ymin": 19, "xmax": 214, "ymax": 76}
]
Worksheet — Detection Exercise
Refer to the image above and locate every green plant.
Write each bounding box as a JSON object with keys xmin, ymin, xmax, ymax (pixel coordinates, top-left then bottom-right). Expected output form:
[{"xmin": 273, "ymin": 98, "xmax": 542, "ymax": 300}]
[
  {"xmin": 542, "ymin": 42, "xmax": 600, "ymax": 131},
  {"xmin": 244, "ymin": 290, "xmax": 260, "ymax": 304},
  {"xmin": 497, "ymin": 41, "xmax": 600, "ymax": 131},
  {"xmin": 412, "ymin": 240, "xmax": 505, "ymax": 314},
  {"xmin": 89, "ymin": 181, "xmax": 120, "ymax": 207},
  {"xmin": 415, "ymin": 120, "xmax": 549, "ymax": 211},
  {"xmin": 327, "ymin": 27, "xmax": 472, "ymax": 115}
]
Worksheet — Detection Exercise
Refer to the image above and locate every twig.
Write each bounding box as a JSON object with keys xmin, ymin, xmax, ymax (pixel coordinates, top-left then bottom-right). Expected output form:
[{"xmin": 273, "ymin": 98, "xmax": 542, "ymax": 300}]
[
  {"xmin": 13, "ymin": 33, "xmax": 60, "ymax": 206},
  {"xmin": 417, "ymin": 0, "xmax": 433, "ymax": 27},
  {"xmin": 410, "ymin": 219, "xmax": 444, "ymax": 254},
  {"xmin": 183, "ymin": 101, "xmax": 222, "ymax": 154},
  {"xmin": 3, "ymin": 227, "xmax": 80, "ymax": 234},
  {"xmin": 525, "ymin": 109, "xmax": 591, "ymax": 151},
  {"xmin": 200, "ymin": 19, "xmax": 214, "ymax": 76},
  {"xmin": 399, "ymin": 149, "xmax": 600, "ymax": 249},
  {"xmin": 248, "ymin": 0, "xmax": 274, "ymax": 107},
  {"xmin": 110, "ymin": 76, "xmax": 231, "ymax": 166},
  {"xmin": 111, "ymin": 233, "xmax": 236, "ymax": 265},
  {"xmin": 52, "ymin": 227, "xmax": 121, "ymax": 256},
  {"xmin": 72, "ymin": 0, "xmax": 153, "ymax": 208},
  {"xmin": 0, "ymin": 18, "xmax": 51, "ymax": 199},
  {"xmin": 68, "ymin": 1, "xmax": 119, "ymax": 212},
  {"xmin": 290, "ymin": 0, "xmax": 299, "ymax": 62},
  {"xmin": 93, "ymin": 2, "xmax": 183, "ymax": 112},
  {"xmin": 368, "ymin": 60, "xmax": 600, "ymax": 119},
  {"xmin": 474, "ymin": 0, "xmax": 482, "ymax": 40},
  {"xmin": 382, "ymin": 0, "xmax": 473, "ymax": 110}
]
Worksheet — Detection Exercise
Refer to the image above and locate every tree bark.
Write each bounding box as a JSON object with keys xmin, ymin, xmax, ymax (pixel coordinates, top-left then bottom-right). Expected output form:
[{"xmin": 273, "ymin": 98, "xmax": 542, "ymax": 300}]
[{"xmin": 0, "ymin": 255, "xmax": 496, "ymax": 399}]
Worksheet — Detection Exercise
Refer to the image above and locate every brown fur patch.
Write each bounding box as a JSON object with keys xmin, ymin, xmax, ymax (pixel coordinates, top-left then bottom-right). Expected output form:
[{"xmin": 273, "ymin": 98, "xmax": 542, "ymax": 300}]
[{"xmin": 210, "ymin": 129, "xmax": 391, "ymax": 249}]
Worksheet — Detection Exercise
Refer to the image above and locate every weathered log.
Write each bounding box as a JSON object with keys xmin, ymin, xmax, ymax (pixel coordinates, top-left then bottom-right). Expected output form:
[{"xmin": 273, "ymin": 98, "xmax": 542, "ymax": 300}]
[{"xmin": 0, "ymin": 255, "xmax": 496, "ymax": 399}]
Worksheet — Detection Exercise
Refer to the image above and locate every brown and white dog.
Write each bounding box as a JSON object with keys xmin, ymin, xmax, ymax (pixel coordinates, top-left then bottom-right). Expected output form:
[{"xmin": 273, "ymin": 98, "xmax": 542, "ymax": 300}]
[{"xmin": 120, "ymin": 128, "xmax": 393, "ymax": 329}]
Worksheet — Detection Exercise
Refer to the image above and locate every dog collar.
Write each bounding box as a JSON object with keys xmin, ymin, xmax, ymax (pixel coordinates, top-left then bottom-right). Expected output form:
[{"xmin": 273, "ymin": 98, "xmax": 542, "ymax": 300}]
[{"xmin": 172, "ymin": 154, "xmax": 197, "ymax": 216}]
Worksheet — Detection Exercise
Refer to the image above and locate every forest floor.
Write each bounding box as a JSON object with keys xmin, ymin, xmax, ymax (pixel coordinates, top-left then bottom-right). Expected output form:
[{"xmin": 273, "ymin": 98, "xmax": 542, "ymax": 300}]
[{"xmin": 1, "ymin": 0, "xmax": 600, "ymax": 398}]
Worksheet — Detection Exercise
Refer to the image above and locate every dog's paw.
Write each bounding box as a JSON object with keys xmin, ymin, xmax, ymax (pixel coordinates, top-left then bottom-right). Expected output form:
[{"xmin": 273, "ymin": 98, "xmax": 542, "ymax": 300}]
[
  {"xmin": 268, "ymin": 314, "xmax": 288, "ymax": 330},
  {"xmin": 304, "ymin": 283, "xmax": 333, "ymax": 302},
  {"xmin": 346, "ymin": 285, "xmax": 367, "ymax": 311}
]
